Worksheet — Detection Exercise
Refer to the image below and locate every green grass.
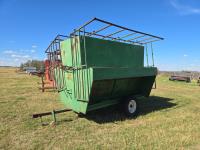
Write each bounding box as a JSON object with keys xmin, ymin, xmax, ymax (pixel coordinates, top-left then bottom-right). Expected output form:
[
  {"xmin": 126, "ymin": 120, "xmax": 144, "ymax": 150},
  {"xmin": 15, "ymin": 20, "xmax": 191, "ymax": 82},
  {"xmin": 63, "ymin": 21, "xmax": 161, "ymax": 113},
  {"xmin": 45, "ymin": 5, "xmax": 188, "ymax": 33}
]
[{"xmin": 1, "ymin": 68, "xmax": 200, "ymax": 149}]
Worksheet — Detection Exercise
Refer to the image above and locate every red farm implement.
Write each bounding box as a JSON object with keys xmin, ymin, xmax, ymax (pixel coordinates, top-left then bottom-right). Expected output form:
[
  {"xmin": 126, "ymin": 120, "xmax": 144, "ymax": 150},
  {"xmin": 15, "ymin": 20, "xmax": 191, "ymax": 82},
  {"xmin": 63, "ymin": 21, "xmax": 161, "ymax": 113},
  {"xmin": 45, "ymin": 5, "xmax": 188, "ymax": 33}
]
[{"xmin": 39, "ymin": 34, "xmax": 68, "ymax": 92}]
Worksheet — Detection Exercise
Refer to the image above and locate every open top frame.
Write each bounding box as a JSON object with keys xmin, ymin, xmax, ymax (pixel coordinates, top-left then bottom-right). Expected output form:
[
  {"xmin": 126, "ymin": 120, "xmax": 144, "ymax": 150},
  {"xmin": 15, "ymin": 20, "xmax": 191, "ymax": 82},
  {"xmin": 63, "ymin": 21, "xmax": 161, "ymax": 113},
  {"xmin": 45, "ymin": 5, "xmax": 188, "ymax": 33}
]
[{"xmin": 70, "ymin": 17, "xmax": 164, "ymax": 46}]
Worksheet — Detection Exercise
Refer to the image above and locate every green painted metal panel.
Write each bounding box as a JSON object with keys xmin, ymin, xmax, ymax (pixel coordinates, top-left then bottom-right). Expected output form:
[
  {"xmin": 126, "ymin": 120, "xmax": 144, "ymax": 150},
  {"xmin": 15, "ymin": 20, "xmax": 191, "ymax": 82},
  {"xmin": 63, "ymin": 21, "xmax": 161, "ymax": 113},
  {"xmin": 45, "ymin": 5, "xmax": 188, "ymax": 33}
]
[
  {"xmin": 80, "ymin": 36, "xmax": 144, "ymax": 68},
  {"xmin": 61, "ymin": 39, "xmax": 72, "ymax": 66},
  {"xmin": 92, "ymin": 67, "xmax": 157, "ymax": 80},
  {"xmin": 58, "ymin": 68, "xmax": 93, "ymax": 114},
  {"xmin": 89, "ymin": 75, "xmax": 156, "ymax": 106}
]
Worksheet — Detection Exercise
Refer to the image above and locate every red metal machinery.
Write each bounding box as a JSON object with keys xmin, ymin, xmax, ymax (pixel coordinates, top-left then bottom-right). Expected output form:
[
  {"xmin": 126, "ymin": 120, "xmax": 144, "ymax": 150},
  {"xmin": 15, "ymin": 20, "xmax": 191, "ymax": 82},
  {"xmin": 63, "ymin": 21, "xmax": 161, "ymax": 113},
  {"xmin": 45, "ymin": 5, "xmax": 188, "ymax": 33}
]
[
  {"xmin": 40, "ymin": 59, "xmax": 54, "ymax": 92},
  {"xmin": 44, "ymin": 59, "xmax": 51, "ymax": 82},
  {"xmin": 40, "ymin": 34, "xmax": 68, "ymax": 92}
]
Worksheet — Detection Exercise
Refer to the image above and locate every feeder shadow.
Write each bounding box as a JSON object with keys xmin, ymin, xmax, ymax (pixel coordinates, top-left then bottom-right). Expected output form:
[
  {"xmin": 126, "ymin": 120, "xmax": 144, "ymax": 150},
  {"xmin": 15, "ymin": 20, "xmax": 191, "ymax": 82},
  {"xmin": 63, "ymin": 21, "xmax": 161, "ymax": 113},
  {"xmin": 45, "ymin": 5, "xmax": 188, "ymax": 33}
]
[
  {"xmin": 56, "ymin": 118, "xmax": 78, "ymax": 125},
  {"xmin": 40, "ymin": 117, "xmax": 75, "ymax": 126},
  {"xmin": 84, "ymin": 96, "xmax": 176, "ymax": 124}
]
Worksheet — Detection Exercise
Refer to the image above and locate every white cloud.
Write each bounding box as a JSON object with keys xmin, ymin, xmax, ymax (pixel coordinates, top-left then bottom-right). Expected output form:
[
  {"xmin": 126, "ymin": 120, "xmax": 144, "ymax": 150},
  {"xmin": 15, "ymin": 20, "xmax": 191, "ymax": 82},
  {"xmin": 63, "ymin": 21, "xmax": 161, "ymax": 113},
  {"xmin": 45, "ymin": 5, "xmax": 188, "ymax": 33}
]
[
  {"xmin": 11, "ymin": 54, "xmax": 31, "ymax": 59},
  {"xmin": 1, "ymin": 45, "xmax": 40, "ymax": 66},
  {"xmin": 11, "ymin": 54, "xmax": 20, "ymax": 58},
  {"xmin": 3, "ymin": 50, "xmax": 15, "ymax": 54},
  {"xmin": 170, "ymin": 0, "xmax": 200, "ymax": 15},
  {"xmin": 32, "ymin": 45, "xmax": 37, "ymax": 48},
  {"xmin": 0, "ymin": 59, "xmax": 18, "ymax": 66},
  {"xmin": 31, "ymin": 49, "xmax": 36, "ymax": 53},
  {"xmin": 183, "ymin": 54, "xmax": 188, "ymax": 57},
  {"xmin": 19, "ymin": 49, "xmax": 30, "ymax": 52},
  {"xmin": 23, "ymin": 55, "xmax": 31, "ymax": 58}
]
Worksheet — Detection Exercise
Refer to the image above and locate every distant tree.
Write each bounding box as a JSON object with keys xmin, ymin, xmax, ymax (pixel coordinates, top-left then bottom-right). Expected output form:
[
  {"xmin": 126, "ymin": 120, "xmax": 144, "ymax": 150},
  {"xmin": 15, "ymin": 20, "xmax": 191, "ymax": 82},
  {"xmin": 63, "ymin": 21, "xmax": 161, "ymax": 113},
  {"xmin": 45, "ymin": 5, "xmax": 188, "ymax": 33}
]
[
  {"xmin": 20, "ymin": 60, "xmax": 44, "ymax": 71},
  {"xmin": 19, "ymin": 63, "xmax": 24, "ymax": 71}
]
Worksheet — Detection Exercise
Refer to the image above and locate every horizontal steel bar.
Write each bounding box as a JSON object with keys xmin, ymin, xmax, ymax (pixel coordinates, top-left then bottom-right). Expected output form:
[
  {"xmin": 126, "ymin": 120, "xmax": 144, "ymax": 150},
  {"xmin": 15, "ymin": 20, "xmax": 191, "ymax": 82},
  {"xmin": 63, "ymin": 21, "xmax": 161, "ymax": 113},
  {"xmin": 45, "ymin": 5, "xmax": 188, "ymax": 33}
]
[
  {"xmin": 103, "ymin": 29, "xmax": 125, "ymax": 39},
  {"xmin": 139, "ymin": 37, "xmax": 154, "ymax": 43},
  {"xmin": 53, "ymin": 41, "xmax": 61, "ymax": 44},
  {"xmin": 87, "ymin": 24, "xmax": 112, "ymax": 36},
  {"xmin": 128, "ymin": 35, "xmax": 146, "ymax": 41},
  {"xmin": 32, "ymin": 109, "xmax": 71, "ymax": 118},
  {"xmin": 57, "ymin": 34, "xmax": 69, "ymax": 38},
  {"xmin": 141, "ymin": 39, "xmax": 161, "ymax": 44},
  {"xmin": 72, "ymin": 18, "xmax": 96, "ymax": 34},
  {"xmin": 120, "ymin": 32, "xmax": 137, "ymax": 38}
]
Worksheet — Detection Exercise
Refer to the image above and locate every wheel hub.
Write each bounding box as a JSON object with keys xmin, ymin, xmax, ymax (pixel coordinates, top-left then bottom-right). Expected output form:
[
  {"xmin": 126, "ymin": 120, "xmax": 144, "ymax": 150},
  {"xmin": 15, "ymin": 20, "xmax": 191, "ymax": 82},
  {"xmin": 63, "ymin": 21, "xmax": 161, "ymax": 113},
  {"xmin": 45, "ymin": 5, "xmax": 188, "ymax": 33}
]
[{"xmin": 128, "ymin": 100, "xmax": 136, "ymax": 114}]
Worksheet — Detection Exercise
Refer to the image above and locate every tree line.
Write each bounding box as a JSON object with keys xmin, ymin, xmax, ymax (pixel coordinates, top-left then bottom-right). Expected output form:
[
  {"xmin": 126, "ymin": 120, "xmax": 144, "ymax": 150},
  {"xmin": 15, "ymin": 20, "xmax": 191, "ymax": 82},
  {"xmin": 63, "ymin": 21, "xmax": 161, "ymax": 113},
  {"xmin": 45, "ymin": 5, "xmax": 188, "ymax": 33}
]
[{"xmin": 20, "ymin": 60, "xmax": 44, "ymax": 71}]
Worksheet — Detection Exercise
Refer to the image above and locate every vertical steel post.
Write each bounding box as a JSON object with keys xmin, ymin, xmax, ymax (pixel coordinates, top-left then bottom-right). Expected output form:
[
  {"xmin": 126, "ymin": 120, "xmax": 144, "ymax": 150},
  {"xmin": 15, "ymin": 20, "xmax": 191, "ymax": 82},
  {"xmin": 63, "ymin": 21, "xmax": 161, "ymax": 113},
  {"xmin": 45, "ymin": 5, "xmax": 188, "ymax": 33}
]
[
  {"xmin": 151, "ymin": 42, "xmax": 156, "ymax": 89},
  {"xmin": 59, "ymin": 38, "xmax": 65, "ymax": 90},
  {"xmin": 83, "ymin": 27, "xmax": 87, "ymax": 67},
  {"xmin": 70, "ymin": 31, "xmax": 76, "ymax": 98},
  {"xmin": 151, "ymin": 42, "xmax": 154, "ymax": 66},
  {"xmin": 145, "ymin": 44, "xmax": 149, "ymax": 67},
  {"xmin": 51, "ymin": 110, "xmax": 56, "ymax": 122},
  {"xmin": 41, "ymin": 75, "xmax": 44, "ymax": 92}
]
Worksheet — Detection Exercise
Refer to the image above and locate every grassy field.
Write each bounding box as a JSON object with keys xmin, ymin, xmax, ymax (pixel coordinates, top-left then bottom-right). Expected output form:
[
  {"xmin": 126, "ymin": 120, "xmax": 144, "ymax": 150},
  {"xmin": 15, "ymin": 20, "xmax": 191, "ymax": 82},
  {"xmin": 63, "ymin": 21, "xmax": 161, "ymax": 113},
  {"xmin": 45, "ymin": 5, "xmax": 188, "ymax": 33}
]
[{"xmin": 1, "ymin": 68, "xmax": 200, "ymax": 149}]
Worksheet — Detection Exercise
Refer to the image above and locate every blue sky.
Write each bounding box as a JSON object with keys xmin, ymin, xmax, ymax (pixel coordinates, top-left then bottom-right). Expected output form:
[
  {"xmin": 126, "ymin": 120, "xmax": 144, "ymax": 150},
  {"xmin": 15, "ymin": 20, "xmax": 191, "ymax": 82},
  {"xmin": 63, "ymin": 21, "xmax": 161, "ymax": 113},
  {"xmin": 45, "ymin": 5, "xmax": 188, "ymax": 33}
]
[{"xmin": 0, "ymin": 0, "xmax": 200, "ymax": 71}]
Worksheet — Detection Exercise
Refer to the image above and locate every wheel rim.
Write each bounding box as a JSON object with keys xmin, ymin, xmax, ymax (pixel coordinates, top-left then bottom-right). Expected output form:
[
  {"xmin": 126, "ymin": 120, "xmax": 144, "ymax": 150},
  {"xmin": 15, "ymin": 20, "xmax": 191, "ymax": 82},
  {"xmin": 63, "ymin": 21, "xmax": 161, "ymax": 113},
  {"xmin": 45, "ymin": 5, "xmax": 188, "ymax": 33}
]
[{"xmin": 128, "ymin": 100, "xmax": 137, "ymax": 114}]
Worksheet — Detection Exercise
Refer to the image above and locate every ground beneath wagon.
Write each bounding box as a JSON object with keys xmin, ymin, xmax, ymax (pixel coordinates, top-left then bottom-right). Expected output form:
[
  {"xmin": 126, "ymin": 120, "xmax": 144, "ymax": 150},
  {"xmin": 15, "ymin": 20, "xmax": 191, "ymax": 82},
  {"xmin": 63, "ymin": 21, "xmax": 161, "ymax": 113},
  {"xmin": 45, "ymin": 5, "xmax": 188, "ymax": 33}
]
[{"xmin": 1, "ymin": 68, "xmax": 200, "ymax": 149}]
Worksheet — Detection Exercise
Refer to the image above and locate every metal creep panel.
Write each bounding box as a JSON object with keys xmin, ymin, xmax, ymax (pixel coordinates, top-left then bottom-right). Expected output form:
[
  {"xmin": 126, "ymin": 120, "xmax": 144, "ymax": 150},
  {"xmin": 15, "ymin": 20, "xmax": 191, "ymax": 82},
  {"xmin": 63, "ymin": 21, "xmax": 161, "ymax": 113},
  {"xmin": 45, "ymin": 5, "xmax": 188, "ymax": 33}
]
[
  {"xmin": 49, "ymin": 18, "xmax": 164, "ymax": 114},
  {"xmin": 57, "ymin": 36, "xmax": 158, "ymax": 114}
]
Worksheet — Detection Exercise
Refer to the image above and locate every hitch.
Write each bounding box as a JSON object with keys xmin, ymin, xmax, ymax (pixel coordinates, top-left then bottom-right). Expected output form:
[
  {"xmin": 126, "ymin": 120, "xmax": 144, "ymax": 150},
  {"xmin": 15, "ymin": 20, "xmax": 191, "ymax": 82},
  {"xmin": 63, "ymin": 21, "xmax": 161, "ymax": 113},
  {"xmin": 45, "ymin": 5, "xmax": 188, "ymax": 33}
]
[{"xmin": 32, "ymin": 108, "xmax": 72, "ymax": 125}]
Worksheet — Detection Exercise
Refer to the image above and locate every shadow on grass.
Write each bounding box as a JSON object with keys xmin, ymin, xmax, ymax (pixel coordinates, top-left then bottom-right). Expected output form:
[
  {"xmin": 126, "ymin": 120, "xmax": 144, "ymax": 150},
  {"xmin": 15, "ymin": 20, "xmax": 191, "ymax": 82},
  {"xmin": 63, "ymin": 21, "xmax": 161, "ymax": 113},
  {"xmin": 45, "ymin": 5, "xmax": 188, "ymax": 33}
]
[
  {"xmin": 41, "ymin": 118, "xmax": 75, "ymax": 126},
  {"xmin": 84, "ymin": 96, "xmax": 176, "ymax": 124}
]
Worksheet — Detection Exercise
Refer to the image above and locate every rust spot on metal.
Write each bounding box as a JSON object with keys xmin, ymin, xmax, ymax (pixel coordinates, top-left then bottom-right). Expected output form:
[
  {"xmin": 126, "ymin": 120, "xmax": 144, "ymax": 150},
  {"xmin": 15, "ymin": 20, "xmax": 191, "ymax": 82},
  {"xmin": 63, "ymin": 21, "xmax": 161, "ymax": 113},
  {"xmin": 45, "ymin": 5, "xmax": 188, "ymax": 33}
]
[{"xmin": 67, "ymin": 74, "xmax": 72, "ymax": 80}]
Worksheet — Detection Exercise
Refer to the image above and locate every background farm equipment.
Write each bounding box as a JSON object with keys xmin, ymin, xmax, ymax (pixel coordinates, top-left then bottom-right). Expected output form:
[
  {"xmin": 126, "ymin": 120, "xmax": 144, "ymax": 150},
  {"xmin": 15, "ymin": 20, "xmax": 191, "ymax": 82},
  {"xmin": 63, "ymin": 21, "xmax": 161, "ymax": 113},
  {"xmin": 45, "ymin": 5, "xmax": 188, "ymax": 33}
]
[
  {"xmin": 39, "ymin": 35, "xmax": 68, "ymax": 92},
  {"xmin": 169, "ymin": 75, "xmax": 191, "ymax": 83},
  {"xmin": 29, "ymin": 70, "xmax": 44, "ymax": 77},
  {"xmin": 197, "ymin": 77, "xmax": 200, "ymax": 85},
  {"xmin": 169, "ymin": 71, "xmax": 192, "ymax": 83}
]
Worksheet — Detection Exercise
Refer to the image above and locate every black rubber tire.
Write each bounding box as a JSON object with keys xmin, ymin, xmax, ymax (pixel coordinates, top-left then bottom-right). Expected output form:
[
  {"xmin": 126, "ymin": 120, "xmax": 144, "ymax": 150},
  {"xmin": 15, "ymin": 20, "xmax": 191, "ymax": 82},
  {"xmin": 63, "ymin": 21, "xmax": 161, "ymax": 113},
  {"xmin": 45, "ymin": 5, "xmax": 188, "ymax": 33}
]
[{"xmin": 123, "ymin": 97, "xmax": 138, "ymax": 118}]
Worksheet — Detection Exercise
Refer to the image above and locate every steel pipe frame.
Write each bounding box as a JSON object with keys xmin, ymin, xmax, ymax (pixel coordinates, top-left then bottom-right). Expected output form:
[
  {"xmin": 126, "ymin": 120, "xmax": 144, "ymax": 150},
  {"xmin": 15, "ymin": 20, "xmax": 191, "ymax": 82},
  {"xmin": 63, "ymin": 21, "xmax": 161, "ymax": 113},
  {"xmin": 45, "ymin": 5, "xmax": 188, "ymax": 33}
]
[
  {"xmin": 45, "ymin": 34, "xmax": 69, "ymax": 53},
  {"xmin": 44, "ymin": 34, "xmax": 69, "ymax": 91},
  {"xmin": 78, "ymin": 30, "xmax": 143, "ymax": 45},
  {"xmin": 71, "ymin": 17, "xmax": 164, "ymax": 45}
]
